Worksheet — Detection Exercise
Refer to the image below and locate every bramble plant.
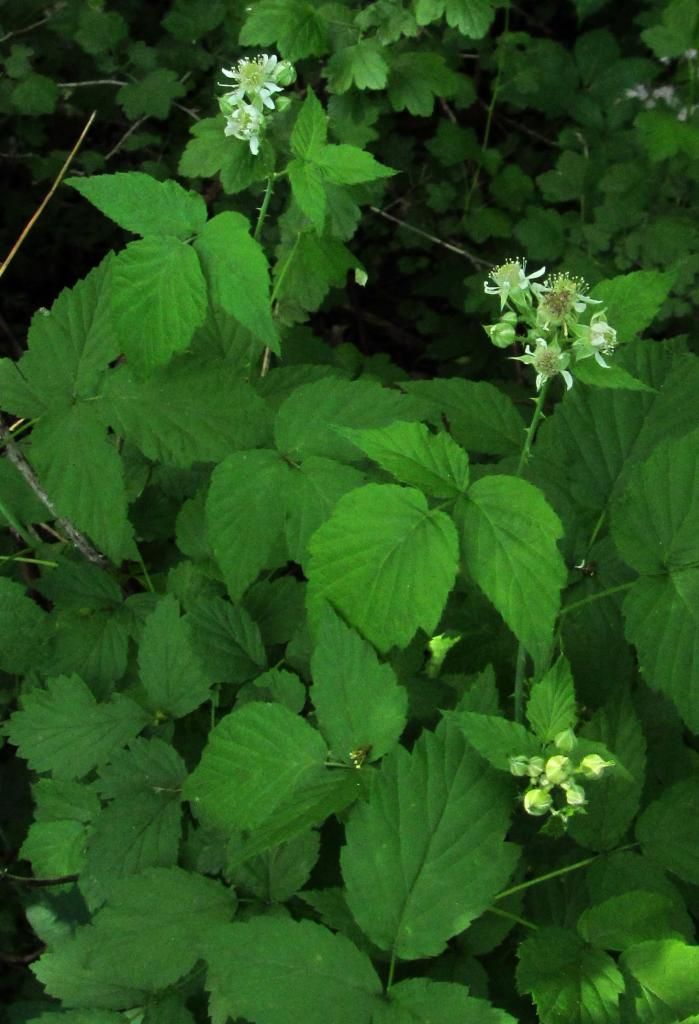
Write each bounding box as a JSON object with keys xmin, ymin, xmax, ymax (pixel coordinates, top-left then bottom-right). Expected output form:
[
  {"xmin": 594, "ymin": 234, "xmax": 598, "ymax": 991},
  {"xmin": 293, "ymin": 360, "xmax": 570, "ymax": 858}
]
[{"xmin": 2, "ymin": 3, "xmax": 699, "ymax": 1024}]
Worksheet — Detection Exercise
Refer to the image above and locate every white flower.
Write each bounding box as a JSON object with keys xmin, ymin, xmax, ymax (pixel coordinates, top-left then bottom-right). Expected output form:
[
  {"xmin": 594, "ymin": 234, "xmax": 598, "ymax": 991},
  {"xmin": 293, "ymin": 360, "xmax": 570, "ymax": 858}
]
[
  {"xmin": 220, "ymin": 54, "xmax": 283, "ymax": 110},
  {"xmin": 572, "ymin": 312, "xmax": 617, "ymax": 368},
  {"xmin": 625, "ymin": 83, "xmax": 649, "ymax": 101},
  {"xmin": 513, "ymin": 337, "xmax": 574, "ymax": 391},
  {"xmin": 484, "ymin": 259, "xmax": 545, "ymax": 309},
  {"xmin": 534, "ymin": 273, "xmax": 601, "ymax": 333},
  {"xmin": 223, "ymin": 102, "xmax": 263, "ymax": 154}
]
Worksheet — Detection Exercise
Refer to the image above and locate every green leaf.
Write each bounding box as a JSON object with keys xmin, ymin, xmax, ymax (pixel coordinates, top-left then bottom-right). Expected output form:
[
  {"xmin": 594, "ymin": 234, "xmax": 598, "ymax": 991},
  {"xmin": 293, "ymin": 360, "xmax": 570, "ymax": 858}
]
[
  {"xmin": 326, "ymin": 41, "xmax": 388, "ymax": 92},
  {"xmin": 314, "ymin": 144, "xmax": 396, "ymax": 185},
  {"xmin": 178, "ymin": 115, "xmax": 273, "ymax": 194},
  {"xmin": 341, "ymin": 421, "xmax": 469, "ymax": 497},
  {"xmin": 387, "ymin": 52, "xmax": 461, "ymax": 116},
  {"xmin": 568, "ymin": 689, "xmax": 646, "ymax": 852},
  {"xmin": 641, "ymin": 0, "xmax": 699, "ymax": 58},
  {"xmin": 205, "ymin": 918, "xmax": 382, "ymax": 1024},
  {"xmin": 572, "ymin": 359, "xmax": 656, "ymax": 392},
  {"xmin": 637, "ymin": 779, "xmax": 699, "ymax": 886},
  {"xmin": 590, "ymin": 271, "xmax": 675, "ymax": 343},
  {"xmin": 100, "ymin": 358, "xmax": 271, "ymax": 468},
  {"xmin": 448, "ymin": 710, "xmax": 542, "ymax": 769},
  {"xmin": 206, "ymin": 449, "xmax": 291, "ymax": 600},
  {"xmin": 288, "ymin": 158, "xmax": 327, "ymax": 233},
  {"xmin": 311, "ymin": 606, "xmax": 407, "ymax": 763},
  {"xmin": 28, "ymin": 403, "xmax": 134, "ymax": 563},
  {"xmin": 240, "ymin": 0, "xmax": 329, "ymax": 60},
  {"xmin": 402, "ymin": 378, "xmax": 524, "ymax": 456},
  {"xmin": 66, "ymin": 173, "xmax": 207, "ymax": 239},
  {"xmin": 194, "ymin": 212, "xmax": 279, "ymax": 352},
  {"xmin": 306, "ymin": 483, "xmax": 459, "ymax": 653},
  {"xmin": 163, "ymin": 0, "xmax": 225, "ymax": 40},
  {"xmin": 578, "ymin": 891, "xmax": 691, "ymax": 951},
  {"xmin": 375, "ymin": 978, "xmax": 517, "ymax": 1024},
  {"xmin": 526, "ymin": 657, "xmax": 577, "ymax": 742},
  {"xmin": 273, "ymin": 231, "xmax": 359, "ymax": 313},
  {"xmin": 116, "ymin": 68, "xmax": 186, "ymax": 119},
  {"xmin": 110, "ymin": 236, "xmax": 207, "ymax": 374},
  {"xmin": 21, "ymin": 819, "xmax": 87, "ymax": 877},
  {"xmin": 7, "ymin": 675, "xmax": 148, "ymax": 780},
  {"xmin": 183, "ymin": 702, "xmax": 328, "ymax": 833},
  {"xmin": 11, "ymin": 72, "xmax": 58, "ymax": 114},
  {"xmin": 415, "ymin": 0, "xmax": 496, "ymax": 38},
  {"xmin": 0, "ymin": 578, "xmax": 46, "ymax": 674},
  {"xmin": 611, "ymin": 429, "xmax": 699, "ymax": 730},
  {"xmin": 275, "ymin": 377, "xmax": 415, "ymax": 462},
  {"xmin": 138, "ymin": 595, "xmax": 211, "ymax": 717},
  {"xmin": 284, "ymin": 456, "xmax": 364, "ymax": 562},
  {"xmin": 516, "ymin": 927, "xmax": 625, "ymax": 1024},
  {"xmin": 230, "ymin": 829, "xmax": 320, "ymax": 903},
  {"xmin": 186, "ymin": 597, "xmax": 267, "ymax": 684},
  {"xmin": 236, "ymin": 667, "xmax": 306, "ymax": 714},
  {"xmin": 457, "ymin": 476, "xmax": 566, "ymax": 670},
  {"xmin": 621, "ymin": 939, "xmax": 699, "ymax": 1021},
  {"xmin": 290, "ymin": 89, "xmax": 327, "ymax": 158},
  {"xmin": 34, "ymin": 868, "xmax": 232, "ymax": 1006},
  {"xmin": 342, "ymin": 720, "xmax": 517, "ymax": 959}
]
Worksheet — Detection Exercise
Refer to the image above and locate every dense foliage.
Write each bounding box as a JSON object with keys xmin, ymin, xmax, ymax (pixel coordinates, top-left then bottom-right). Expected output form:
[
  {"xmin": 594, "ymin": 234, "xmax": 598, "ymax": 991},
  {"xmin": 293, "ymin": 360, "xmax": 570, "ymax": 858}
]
[{"xmin": 2, "ymin": 1, "xmax": 699, "ymax": 1022}]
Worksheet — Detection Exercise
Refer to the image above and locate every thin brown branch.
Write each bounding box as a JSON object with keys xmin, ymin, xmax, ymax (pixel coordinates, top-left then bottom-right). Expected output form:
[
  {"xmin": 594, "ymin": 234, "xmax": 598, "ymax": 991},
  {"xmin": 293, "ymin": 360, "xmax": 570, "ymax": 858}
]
[
  {"xmin": 2, "ymin": 869, "xmax": 79, "ymax": 887},
  {"xmin": 0, "ymin": 420, "xmax": 106, "ymax": 565},
  {"xmin": 0, "ymin": 947, "xmax": 45, "ymax": 965},
  {"xmin": 0, "ymin": 4, "xmax": 65, "ymax": 44},
  {"xmin": 369, "ymin": 206, "xmax": 493, "ymax": 268},
  {"xmin": 105, "ymin": 115, "xmax": 149, "ymax": 161},
  {"xmin": 0, "ymin": 111, "xmax": 96, "ymax": 282}
]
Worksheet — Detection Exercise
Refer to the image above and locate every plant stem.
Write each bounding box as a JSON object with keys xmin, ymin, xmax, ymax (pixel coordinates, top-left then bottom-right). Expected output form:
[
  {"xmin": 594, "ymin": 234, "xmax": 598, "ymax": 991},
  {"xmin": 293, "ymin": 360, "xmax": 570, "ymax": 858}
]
[
  {"xmin": 514, "ymin": 643, "xmax": 527, "ymax": 725},
  {"xmin": 465, "ymin": 0, "xmax": 511, "ymax": 215},
  {"xmin": 0, "ymin": 554, "xmax": 58, "ymax": 568},
  {"xmin": 559, "ymin": 581, "xmax": 635, "ymax": 617},
  {"xmin": 254, "ymin": 175, "xmax": 275, "ymax": 241},
  {"xmin": 494, "ymin": 842, "xmax": 638, "ymax": 902},
  {"xmin": 486, "ymin": 905, "xmax": 538, "ymax": 930},
  {"xmin": 386, "ymin": 951, "xmax": 396, "ymax": 992},
  {"xmin": 516, "ymin": 379, "xmax": 550, "ymax": 476}
]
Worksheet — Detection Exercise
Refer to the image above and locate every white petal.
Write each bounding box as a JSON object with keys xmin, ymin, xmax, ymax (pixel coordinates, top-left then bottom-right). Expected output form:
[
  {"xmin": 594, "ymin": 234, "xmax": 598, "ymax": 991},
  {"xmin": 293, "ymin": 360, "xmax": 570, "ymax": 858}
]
[
  {"xmin": 562, "ymin": 370, "xmax": 574, "ymax": 390},
  {"xmin": 220, "ymin": 67, "xmax": 236, "ymax": 78}
]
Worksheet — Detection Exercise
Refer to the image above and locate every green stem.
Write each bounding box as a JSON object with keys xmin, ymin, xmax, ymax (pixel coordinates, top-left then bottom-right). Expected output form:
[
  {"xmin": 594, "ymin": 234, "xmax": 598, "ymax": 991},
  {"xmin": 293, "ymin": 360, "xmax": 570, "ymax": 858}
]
[
  {"xmin": 516, "ymin": 379, "xmax": 550, "ymax": 476},
  {"xmin": 494, "ymin": 842, "xmax": 638, "ymax": 902},
  {"xmin": 134, "ymin": 546, "xmax": 155, "ymax": 593},
  {"xmin": 0, "ymin": 554, "xmax": 58, "ymax": 568},
  {"xmin": 559, "ymin": 581, "xmax": 635, "ymax": 617},
  {"xmin": 585, "ymin": 508, "xmax": 607, "ymax": 556},
  {"xmin": 465, "ymin": 0, "xmax": 511, "ymax": 215},
  {"xmin": 253, "ymin": 175, "xmax": 275, "ymax": 242},
  {"xmin": 386, "ymin": 951, "xmax": 396, "ymax": 993},
  {"xmin": 514, "ymin": 643, "xmax": 527, "ymax": 725},
  {"xmin": 486, "ymin": 905, "xmax": 538, "ymax": 930}
]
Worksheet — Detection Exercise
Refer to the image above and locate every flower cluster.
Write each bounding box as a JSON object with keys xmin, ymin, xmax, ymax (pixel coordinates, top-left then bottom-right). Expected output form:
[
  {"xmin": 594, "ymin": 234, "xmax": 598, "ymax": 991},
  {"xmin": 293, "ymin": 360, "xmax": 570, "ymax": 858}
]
[
  {"xmin": 218, "ymin": 54, "xmax": 295, "ymax": 155},
  {"xmin": 509, "ymin": 731, "xmax": 614, "ymax": 823},
  {"xmin": 483, "ymin": 258, "xmax": 618, "ymax": 392},
  {"xmin": 623, "ymin": 49, "xmax": 698, "ymax": 122}
]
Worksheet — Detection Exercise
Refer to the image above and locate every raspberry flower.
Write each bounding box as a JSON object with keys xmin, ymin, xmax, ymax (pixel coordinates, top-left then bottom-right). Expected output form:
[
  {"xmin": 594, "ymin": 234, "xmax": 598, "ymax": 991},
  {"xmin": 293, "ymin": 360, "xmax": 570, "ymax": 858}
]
[
  {"xmin": 484, "ymin": 259, "xmax": 545, "ymax": 309},
  {"xmin": 220, "ymin": 54, "xmax": 285, "ymax": 110},
  {"xmin": 572, "ymin": 312, "xmax": 617, "ymax": 368},
  {"xmin": 513, "ymin": 337, "xmax": 574, "ymax": 391},
  {"xmin": 534, "ymin": 273, "xmax": 601, "ymax": 334},
  {"xmin": 221, "ymin": 101, "xmax": 264, "ymax": 155}
]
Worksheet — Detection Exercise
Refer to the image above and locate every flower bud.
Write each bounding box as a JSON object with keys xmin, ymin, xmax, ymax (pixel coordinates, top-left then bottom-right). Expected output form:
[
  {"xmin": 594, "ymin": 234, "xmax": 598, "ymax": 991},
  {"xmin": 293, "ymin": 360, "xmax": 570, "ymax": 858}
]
[
  {"xmin": 544, "ymin": 755, "xmax": 571, "ymax": 785},
  {"xmin": 577, "ymin": 754, "xmax": 614, "ymax": 779},
  {"xmin": 509, "ymin": 755, "xmax": 530, "ymax": 777},
  {"xmin": 526, "ymin": 756, "xmax": 545, "ymax": 778},
  {"xmin": 273, "ymin": 60, "xmax": 296, "ymax": 86},
  {"xmin": 554, "ymin": 729, "xmax": 577, "ymax": 754},
  {"xmin": 524, "ymin": 788, "xmax": 553, "ymax": 816},
  {"xmin": 561, "ymin": 780, "xmax": 587, "ymax": 806}
]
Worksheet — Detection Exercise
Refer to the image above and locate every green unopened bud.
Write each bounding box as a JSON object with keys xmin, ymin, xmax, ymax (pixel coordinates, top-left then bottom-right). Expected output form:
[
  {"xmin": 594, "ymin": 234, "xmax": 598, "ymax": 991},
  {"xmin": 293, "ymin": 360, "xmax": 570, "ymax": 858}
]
[
  {"xmin": 509, "ymin": 755, "xmax": 530, "ymax": 777},
  {"xmin": 577, "ymin": 754, "xmax": 614, "ymax": 779},
  {"xmin": 484, "ymin": 311, "xmax": 518, "ymax": 349},
  {"xmin": 274, "ymin": 94, "xmax": 292, "ymax": 114},
  {"xmin": 526, "ymin": 756, "xmax": 545, "ymax": 778},
  {"xmin": 524, "ymin": 788, "xmax": 553, "ymax": 816},
  {"xmin": 273, "ymin": 60, "xmax": 296, "ymax": 87},
  {"xmin": 554, "ymin": 729, "xmax": 577, "ymax": 754},
  {"xmin": 545, "ymin": 755, "xmax": 571, "ymax": 785},
  {"xmin": 561, "ymin": 780, "xmax": 587, "ymax": 806}
]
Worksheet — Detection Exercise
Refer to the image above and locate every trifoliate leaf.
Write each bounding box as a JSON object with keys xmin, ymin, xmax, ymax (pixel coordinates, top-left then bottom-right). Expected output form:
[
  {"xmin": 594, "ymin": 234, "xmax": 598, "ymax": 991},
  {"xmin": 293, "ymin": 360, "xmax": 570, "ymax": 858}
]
[
  {"xmin": 402, "ymin": 378, "xmax": 524, "ymax": 456},
  {"xmin": 110, "ymin": 236, "xmax": 207, "ymax": 374},
  {"xmin": 311, "ymin": 605, "xmax": 407, "ymax": 763},
  {"xmin": 66, "ymin": 173, "xmax": 207, "ymax": 239},
  {"xmin": 183, "ymin": 702, "xmax": 328, "ymax": 833},
  {"xmin": 375, "ymin": 978, "xmax": 517, "ymax": 1024},
  {"xmin": 138, "ymin": 594, "xmax": 211, "ymax": 718},
  {"xmin": 194, "ymin": 212, "xmax": 279, "ymax": 352},
  {"xmin": 341, "ymin": 420, "xmax": 470, "ymax": 497},
  {"xmin": 526, "ymin": 657, "xmax": 577, "ymax": 742},
  {"xmin": 457, "ymin": 476, "xmax": 566, "ymax": 671},
  {"xmin": 0, "ymin": 578, "xmax": 46, "ymax": 674},
  {"xmin": 341, "ymin": 720, "xmax": 518, "ymax": 959},
  {"xmin": 517, "ymin": 926, "xmax": 625, "ymax": 1024},
  {"xmin": 306, "ymin": 483, "xmax": 459, "ymax": 652},
  {"xmin": 7, "ymin": 675, "xmax": 148, "ymax": 780},
  {"xmin": 206, "ymin": 449, "xmax": 292, "ymax": 600},
  {"xmin": 205, "ymin": 918, "xmax": 383, "ymax": 1024}
]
